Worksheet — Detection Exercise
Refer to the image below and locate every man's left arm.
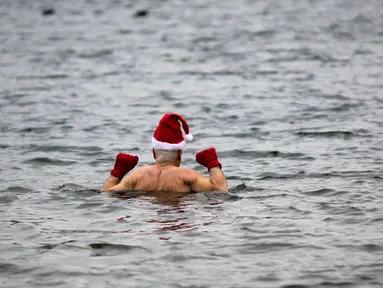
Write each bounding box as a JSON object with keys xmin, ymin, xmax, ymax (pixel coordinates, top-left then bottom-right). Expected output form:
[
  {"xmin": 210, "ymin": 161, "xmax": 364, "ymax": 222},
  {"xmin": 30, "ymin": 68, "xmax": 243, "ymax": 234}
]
[{"xmin": 101, "ymin": 153, "xmax": 139, "ymax": 191}]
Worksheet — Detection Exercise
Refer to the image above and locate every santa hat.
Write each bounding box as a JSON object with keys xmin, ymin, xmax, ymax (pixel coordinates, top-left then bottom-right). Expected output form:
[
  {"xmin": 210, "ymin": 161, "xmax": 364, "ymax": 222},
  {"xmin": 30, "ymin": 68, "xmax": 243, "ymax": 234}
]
[{"xmin": 152, "ymin": 113, "xmax": 193, "ymax": 150}]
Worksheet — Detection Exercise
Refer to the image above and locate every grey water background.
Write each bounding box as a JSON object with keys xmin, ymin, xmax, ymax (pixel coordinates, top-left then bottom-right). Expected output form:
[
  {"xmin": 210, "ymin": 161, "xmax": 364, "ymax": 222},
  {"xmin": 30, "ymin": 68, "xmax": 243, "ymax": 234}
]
[{"xmin": 1, "ymin": 0, "xmax": 383, "ymax": 287}]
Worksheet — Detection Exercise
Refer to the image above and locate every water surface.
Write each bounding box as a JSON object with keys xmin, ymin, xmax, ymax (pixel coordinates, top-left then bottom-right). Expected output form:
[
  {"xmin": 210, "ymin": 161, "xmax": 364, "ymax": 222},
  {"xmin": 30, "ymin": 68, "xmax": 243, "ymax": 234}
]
[{"xmin": 1, "ymin": 0, "xmax": 383, "ymax": 287}]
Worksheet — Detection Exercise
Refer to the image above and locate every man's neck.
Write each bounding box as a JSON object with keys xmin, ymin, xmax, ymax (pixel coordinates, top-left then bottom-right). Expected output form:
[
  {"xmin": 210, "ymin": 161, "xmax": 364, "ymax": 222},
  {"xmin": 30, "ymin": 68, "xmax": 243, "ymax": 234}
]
[{"xmin": 156, "ymin": 161, "xmax": 179, "ymax": 167}]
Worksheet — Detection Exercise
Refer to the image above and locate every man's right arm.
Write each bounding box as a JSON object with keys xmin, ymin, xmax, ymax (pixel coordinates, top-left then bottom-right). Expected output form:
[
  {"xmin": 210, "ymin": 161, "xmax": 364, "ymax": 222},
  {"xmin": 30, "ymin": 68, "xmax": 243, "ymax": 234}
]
[
  {"xmin": 101, "ymin": 153, "xmax": 139, "ymax": 191},
  {"xmin": 103, "ymin": 172, "xmax": 139, "ymax": 191}
]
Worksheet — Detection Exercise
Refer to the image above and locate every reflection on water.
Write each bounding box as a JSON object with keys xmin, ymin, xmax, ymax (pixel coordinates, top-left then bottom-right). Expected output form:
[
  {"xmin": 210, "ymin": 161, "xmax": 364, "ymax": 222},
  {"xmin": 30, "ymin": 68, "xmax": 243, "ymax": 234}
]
[
  {"xmin": 109, "ymin": 191, "xmax": 221, "ymax": 234},
  {"xmin": 108, "ymin": 190, "xmax": 189, "ymax": 203}
]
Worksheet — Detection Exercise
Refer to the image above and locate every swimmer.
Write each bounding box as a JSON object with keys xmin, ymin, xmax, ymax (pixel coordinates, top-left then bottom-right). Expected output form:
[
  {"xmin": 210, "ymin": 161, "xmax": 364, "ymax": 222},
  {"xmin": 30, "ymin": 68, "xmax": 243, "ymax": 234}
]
[{"xmin": 101, "ymin": 113, "xmax": 228, "ymax": 193}]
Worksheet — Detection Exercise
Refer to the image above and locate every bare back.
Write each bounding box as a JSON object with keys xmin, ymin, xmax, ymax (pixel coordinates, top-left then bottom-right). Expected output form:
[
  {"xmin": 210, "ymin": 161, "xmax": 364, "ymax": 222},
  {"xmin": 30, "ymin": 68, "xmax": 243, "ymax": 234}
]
[
  {"xmin": 127, "ymin": 165, "xmax": 197, "ymax": 193},
  {"xmin": 109, "ymin": 163, "xmax": 228, "ymax": 193}
]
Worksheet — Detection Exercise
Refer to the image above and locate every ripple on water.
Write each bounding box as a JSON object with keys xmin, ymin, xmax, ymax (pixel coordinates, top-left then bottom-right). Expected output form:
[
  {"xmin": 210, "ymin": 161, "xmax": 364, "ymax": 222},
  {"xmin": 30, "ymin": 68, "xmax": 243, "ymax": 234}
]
[
  {"xmin": 258, "ymin": 171, "xmax": 306, "ymax": 180},
  {"xmin": 77, "ymin": 49, "xmax": 113, "ymax": 59},
  {"xmin": 0, "ymin": 194, "xmax": 20, "ymax": 204},
  {"xmin": 16, "ymin": 74, "xmax": 69, "ymax": 80},
  {"xmin": 23, "ymin": 157, "xmax": 78, "ymax": 166},
  {"xmin": 24, "ymin": 144, "xmax": 104, "ymax": 157},
  {"xmin": 280, "ymin": 285, "xmax": 308, "ymax": 288},
  {"xmin": 89, "ymin": 243, "xmax": 150, "ymax": 256},
  {"xmin": 54, "ymin": 183, "xmax": 101, "ymax": 197},
  {"xmin": 220, "ymin": 149, "xmax": 315, "ymax": 161},
  {"xmin": 2, "ymin": 186, "xmax": 35, "ymax": 193},
  {"xmin": 18, "ymin": 127, "xmax": 51, "ymax": 134},
  {"xmin": 295, "ymin": 130, "xmax": 372, "ymax": 139},
  {"xmin": 0, "ymin": 262, "xmax": 36, "ymax": 275},
  {"xmin": 302, "ymin": 188, "xmax": 348, "ymax": 197},
  {"xmin": 335, "ymin": 243, "xmax": 383, "ymax": 253}
]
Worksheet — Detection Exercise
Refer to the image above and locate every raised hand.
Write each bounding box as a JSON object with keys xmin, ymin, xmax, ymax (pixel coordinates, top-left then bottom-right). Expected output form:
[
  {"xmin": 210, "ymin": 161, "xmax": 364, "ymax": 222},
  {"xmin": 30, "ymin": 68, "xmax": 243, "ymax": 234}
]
[
  {"xmin": 196, "ymin": 148, "xmax": 222, "ymax": 171},
  {"xmin": 110, "ymin": 153, "xmax": 139, "ymax": 180}
]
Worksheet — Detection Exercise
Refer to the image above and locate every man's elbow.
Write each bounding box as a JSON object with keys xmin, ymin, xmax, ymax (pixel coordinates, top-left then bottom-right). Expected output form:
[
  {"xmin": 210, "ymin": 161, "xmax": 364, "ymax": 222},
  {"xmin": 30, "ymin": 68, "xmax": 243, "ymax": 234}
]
[
  {"xmin": 101, "ymin": 185, "xmax": 120, "ymax": 192},
  {"xmin": 210, "ymin": 182, "xmax": 228, "ymax": 192}
]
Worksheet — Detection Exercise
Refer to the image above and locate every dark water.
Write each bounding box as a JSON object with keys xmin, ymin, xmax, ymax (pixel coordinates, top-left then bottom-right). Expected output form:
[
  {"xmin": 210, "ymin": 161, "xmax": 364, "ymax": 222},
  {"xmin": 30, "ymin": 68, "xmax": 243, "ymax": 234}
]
[{"xmin": 1, "ymin": 0, "xmax": 383, "ymax": 287}]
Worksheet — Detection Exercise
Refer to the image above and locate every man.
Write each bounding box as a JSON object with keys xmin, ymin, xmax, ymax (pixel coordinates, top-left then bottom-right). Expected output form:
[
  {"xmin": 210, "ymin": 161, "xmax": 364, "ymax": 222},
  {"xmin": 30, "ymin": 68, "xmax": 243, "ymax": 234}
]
[{"xmin": 101, "ymin": 113, "xmax": 228, "ymax": 193}]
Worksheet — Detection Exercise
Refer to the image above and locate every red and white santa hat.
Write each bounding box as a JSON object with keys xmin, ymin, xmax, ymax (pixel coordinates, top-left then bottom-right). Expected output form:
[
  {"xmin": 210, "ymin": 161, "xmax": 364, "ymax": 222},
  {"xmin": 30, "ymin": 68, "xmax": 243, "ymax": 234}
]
[{"xmin": 152, "ymin": 113, "xmax": 193, "ymax": 150}]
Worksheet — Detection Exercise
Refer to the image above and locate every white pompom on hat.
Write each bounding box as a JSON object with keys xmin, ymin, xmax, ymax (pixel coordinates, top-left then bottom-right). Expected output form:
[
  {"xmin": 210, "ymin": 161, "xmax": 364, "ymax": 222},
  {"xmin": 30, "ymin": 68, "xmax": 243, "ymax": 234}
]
[{"xmin": 152, "ymin": 113, "xmax": 193, "ymax": 150}]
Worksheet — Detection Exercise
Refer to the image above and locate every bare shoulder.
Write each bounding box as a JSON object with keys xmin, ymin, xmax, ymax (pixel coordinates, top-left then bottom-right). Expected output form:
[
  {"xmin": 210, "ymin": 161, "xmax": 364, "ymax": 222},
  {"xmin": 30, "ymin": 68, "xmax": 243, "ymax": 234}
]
[
  {"xmin": 118, "ymin": 166, "xmax": 152, "ymax": 190},
  {"xmin": 178, "ymin": 167, "xmax": 199, "ymax": 182},
  {"xmin": 121, "ymin": 166, "xmax": 151, "ymax": 183},
  {"xmin": 178, "ymin": 167, "xmax": 198, "ymax": 175},
  {"xmin": 133, "ymin": 165, "xmax": 156, "ymax": 175}
]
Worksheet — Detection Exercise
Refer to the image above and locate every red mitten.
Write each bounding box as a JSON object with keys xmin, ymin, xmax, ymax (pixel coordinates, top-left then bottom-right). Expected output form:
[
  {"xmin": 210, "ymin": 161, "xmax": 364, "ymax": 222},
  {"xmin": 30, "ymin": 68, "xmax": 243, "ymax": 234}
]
[
  {"xmin": 110, "ymin": 153, "xmax": 139, "ymax": 180},
  {"xmin": 196, "ymin": 148, "xmax": 222, "ymax": 171}
]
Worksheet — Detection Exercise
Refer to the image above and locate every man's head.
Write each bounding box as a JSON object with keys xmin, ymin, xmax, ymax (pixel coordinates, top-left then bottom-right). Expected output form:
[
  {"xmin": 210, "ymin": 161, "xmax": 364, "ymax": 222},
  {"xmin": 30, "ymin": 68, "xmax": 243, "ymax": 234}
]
[
  {"xmin": 151, "ymin": 113, "xmax": 192, "ymax": 166},
  {"xmin": 152, "ymin": 149, "xmax": 182, "ymax": 166}
]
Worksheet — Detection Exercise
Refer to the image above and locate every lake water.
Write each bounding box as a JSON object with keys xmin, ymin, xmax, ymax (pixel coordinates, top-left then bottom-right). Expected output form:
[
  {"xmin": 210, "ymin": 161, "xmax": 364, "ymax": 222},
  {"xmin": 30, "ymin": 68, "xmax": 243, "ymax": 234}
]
[{"xmin": 1, "ymin": 0, "xmax": 383, "ymax": 287}]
